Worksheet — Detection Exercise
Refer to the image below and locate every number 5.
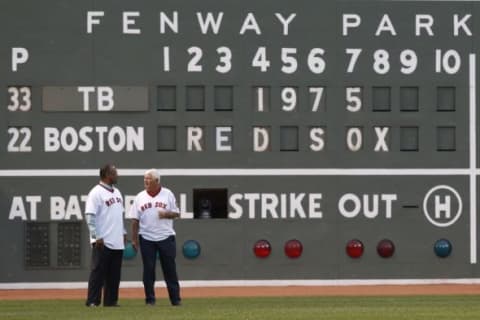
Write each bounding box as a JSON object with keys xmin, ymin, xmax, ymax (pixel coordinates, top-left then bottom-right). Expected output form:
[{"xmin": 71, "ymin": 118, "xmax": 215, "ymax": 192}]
[
  {"xmin": 281, "ymin": 48, "xmax": 297, "ymax": 74},
  {"xmin": 346, "ymin": 87, "xmax": 362, "ymax": 112}
]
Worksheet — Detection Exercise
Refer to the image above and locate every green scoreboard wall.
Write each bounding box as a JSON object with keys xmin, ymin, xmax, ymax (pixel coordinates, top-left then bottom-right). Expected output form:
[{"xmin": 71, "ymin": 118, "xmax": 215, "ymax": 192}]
[{"xmin": 0, "ymin": 0, "xmax": 478, "ymax": 283}]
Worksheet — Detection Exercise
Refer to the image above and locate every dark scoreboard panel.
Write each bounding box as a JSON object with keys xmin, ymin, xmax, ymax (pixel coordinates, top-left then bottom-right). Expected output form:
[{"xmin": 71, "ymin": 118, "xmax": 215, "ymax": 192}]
[
  {"xmin": 1, "ymin": 0, "xmax": 473, "ymax": 169},
  {"xmin": 1, "ymin": 0, "xmax": 479, "ymax": 283}
]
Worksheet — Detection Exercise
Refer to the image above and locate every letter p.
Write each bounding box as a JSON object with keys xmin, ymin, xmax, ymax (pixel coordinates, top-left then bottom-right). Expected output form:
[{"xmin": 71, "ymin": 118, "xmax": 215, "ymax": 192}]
[{"xmin": 12, "ymin": 48, "xmax": 29, "ymax": 72}]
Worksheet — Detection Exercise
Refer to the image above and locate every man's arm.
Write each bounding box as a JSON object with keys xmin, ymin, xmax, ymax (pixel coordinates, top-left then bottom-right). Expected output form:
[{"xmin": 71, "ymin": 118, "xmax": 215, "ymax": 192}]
[
  {"xmin": 159, "ymin": 191, "xmax": 180, "ymax": 219},
  {"xmin": 131, "ymin": 219, "xmax": 140, "ymax": 251},
  {"xmin": 85, "ymin": 213, "xmax": 96, "ymax": 240},
  {"xmin": 158, "ymin": 211, "xmax": 180, "ymax": 219},
  {"xmin": 85, "ymin": 190, "xmax": 104, "ymax": 248},
  {"xmin": 85, "ymin": 213, "xmax": 104, "ymax": 248}
]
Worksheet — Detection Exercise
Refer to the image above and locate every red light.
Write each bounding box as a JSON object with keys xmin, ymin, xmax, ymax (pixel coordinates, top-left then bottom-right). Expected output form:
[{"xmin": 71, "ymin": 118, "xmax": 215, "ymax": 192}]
[
  {"xmin": 346, "ymin": 239, "xmax": 364, "ymax": 258},
  {"xmin": 253, "ymin": 240, "xmax": 271, "ymax": 258},
  {"xmin": 284, "ymin": 239, "xmax": 303, "ymax": 258},
  {"xmin": 377, "ymin": 239, "xmax": 395, "ymax": 258}
]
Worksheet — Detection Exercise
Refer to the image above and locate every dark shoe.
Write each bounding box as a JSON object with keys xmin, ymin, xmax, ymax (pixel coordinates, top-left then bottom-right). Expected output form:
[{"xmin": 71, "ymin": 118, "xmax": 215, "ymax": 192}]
[
  {"xmin": 146, "ymin": 302, "xmax": 156, "ymax": 306},
  {"xmin": 104, "ymin": 304, "xmax": 120, "ymax": 307},
  {"xmin": 172, "ymin": 301, "xmax": 182, "ymax": 306}
]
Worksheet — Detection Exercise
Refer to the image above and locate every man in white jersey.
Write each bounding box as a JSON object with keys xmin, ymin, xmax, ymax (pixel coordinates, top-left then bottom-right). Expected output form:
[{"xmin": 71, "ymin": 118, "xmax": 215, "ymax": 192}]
[
  {"xmin": 130, "ymin": 169, "xmax": 181, "ymax": 306},
  {"xmin": 85, "ymin": 164, "xmax": 125, "ymax": 307}
]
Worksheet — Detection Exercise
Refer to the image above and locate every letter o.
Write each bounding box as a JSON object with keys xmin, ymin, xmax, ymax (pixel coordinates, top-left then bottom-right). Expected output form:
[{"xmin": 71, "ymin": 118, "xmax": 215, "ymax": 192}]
[
  {"xmin": 61, "ymin": 127, "xmax": 79, "ymax": 152},
  {"xmin": 338, "ymin": 193, "xmax": 361, "ymax": 218},
  {"xmin": 347, "ymin": 127, "xmax": 362, "ymax": 151},
  {"xmin": 108, "ymin": 126, "xmax": 126, "ymax": 152}
]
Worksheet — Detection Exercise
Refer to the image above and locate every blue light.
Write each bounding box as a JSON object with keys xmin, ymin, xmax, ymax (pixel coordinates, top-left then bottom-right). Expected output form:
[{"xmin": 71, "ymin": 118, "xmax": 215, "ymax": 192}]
[
  {"xmin": 182, "ymin": 240, "xmax": 201, "ymax": 259},
  {"xmin": 123, "ymin": 241, "xmax": 137, "ymax": 260},
  {"xmin": 434, "ymin": 239, "xmax": 452, "ymax": 258}
]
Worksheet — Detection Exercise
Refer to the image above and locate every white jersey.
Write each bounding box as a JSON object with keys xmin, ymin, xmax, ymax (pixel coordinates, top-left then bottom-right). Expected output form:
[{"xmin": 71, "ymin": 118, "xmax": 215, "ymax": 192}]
[
  {"xmin": 85, "ymin": 183, "xmax": 125, "ymax": 250},
  {"xmin": 129, "ymin": 187, "xmax": 179, "ymax": 241}
]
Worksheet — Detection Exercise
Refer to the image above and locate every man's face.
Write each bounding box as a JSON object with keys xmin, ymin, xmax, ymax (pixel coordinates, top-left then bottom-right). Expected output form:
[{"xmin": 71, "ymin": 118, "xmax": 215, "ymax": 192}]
[
  {"xmin": 109, "ymin": 166, "xmax": 118, "ymax": 184},
  {"xmin": 144, "ymin": 174, "xmax": 159, "ymax": 191}
]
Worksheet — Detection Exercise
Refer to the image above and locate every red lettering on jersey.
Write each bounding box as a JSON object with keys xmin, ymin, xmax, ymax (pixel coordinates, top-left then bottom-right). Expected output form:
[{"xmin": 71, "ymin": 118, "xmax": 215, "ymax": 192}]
[
  {"xmin": 140, "ymin": 202, "xmax": 153, "ymax": 212},
  {"xmin": 105, "ymin": 197, "xmax": 115, "ymax": 206},
  {"xmin": 155, "ymin": 202, "xmax": 167, "ymax": 209}
]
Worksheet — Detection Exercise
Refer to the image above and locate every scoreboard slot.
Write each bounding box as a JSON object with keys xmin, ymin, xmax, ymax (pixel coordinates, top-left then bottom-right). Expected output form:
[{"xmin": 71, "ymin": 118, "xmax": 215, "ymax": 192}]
[{"xmin": 42, "ymin": 86, "xmax": 149, "ymax": 112}]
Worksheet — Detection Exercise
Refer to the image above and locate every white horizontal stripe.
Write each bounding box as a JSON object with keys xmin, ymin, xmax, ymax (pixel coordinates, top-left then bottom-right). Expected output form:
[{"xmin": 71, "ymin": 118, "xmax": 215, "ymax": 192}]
[
  {"xmin": 0, "ymin": 168, "xmax": 473, "ymax": 177},
  {"xmin": 2, "ymin": 279, "xmax": 480, "ymax": 290},
  {"xmin": 0, "ymin": 169, "xmax": 98, "ymax": 177}
]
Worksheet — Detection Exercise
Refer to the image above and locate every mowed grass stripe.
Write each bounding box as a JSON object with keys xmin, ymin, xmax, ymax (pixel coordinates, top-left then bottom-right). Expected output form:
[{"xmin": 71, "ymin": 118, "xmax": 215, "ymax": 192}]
[{"xmin": 1, "ymin": 296, "xmax": 480, "ymax": 320}]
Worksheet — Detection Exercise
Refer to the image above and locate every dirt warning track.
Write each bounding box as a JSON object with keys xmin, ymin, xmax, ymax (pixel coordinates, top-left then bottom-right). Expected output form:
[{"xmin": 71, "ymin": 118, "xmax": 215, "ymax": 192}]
[{"xmin": 2, "ymin": 284, "xmax": 480, "ymax": 300}]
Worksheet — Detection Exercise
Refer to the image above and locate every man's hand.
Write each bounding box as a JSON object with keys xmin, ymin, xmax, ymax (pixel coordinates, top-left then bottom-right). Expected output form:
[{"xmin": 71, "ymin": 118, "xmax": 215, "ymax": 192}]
[
  {"xmin": 158, "ymin": 211, "xmax": 168, "ymax": 219},
  {"xmin": 132, "ymin": 240, "xmax": 138, "ymax": 252},
  {"xmin": 95, "ymin": 238, "xmax": 104, "ymax": 249}
]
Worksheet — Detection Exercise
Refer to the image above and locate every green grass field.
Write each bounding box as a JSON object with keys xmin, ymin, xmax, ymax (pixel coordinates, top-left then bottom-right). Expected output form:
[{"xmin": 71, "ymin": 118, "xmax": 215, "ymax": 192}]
[{"xmin": 1, "ymin": 296, "xmax": 479, "ymax": 320}]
